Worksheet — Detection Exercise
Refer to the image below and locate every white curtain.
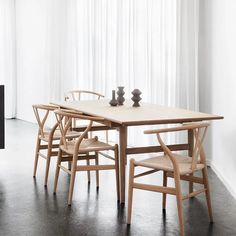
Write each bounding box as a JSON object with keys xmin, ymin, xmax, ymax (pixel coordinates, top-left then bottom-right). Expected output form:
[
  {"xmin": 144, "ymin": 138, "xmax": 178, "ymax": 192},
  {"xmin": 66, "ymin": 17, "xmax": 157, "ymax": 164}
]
[
  {"xmin": 176, "ymin": 0, "xmax": 199, "ymax": 110},
  {"xmin": 1, "ymin": 0, "xmax": 199, "ymax": 137},
  {"xmin": 0, "ymin": 0, "xmax": 16, "ymax": 118}
]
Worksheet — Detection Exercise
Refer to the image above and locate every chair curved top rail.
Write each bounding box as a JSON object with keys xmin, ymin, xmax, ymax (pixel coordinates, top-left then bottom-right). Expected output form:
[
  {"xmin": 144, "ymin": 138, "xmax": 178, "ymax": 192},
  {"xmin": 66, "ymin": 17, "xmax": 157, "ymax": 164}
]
[
  {"xmin": 54, "ymin": 109, "xmax": 105, "ymax": 122},
  {"xmin": 144, "ymin": 122, "xmax": 210, "ymax": 134},
  {"xmin": 32, "ymin": 104, "xmax": 59, "ymax": 111},
  {"xmin": 65, "ymin": 90, "xmax": 105, "ymax": 101},
  {"xmin": 69, "ymin": 90, "xmax": 104, "ymax": 97}
]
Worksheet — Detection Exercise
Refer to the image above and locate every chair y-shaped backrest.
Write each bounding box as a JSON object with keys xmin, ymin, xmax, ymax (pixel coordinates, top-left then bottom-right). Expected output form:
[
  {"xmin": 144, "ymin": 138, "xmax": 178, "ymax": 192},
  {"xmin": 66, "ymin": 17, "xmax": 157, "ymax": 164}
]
[
  {"xmin": 190, "ymin": 123, "xmax": 209, "ymax": 170},
  {"xmin": 54, "ymin": 109, "xmax": 104, "ymax": 154},
  {"xmin": 32, "ymin": 104, "xmax": 59, "ymax": 139},
  {"xmin": 145, "ymin": 122, "xmax": 210, "ymax": 172}
]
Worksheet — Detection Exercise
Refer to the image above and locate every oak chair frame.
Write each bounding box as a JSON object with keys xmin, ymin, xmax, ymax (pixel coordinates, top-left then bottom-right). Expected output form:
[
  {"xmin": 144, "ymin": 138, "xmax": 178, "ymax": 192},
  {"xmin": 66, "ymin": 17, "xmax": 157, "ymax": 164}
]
[
  {"xmin": 127, "ymin": 122, "xmax": 213, "ymax": 236},
  {"xmin": 32, "ymin": 104, "xmax": 81, "ymax": 186},
  {"xmin": 53, "ymin": 109, "xmax": 120, "ymax": 206}
]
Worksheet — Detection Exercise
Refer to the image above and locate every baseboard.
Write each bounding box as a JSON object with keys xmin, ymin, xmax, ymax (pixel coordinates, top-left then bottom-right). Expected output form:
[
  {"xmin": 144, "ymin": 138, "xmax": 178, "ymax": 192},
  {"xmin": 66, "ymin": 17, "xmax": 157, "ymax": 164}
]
[{"xmin": 207, "ymin": 160, "xmax": 236, "ymax": 200}]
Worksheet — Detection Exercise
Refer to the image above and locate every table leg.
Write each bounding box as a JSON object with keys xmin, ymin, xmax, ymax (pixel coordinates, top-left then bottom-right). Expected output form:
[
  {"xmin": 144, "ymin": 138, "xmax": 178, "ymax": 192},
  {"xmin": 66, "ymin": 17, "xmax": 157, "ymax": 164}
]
[
  {"xmin": 188, "ymin": 129, "xmax": 194, "ymax": 194},
  {"xmin": 119, "ymin": 126, "xmax": 127, "ymax": 204}
]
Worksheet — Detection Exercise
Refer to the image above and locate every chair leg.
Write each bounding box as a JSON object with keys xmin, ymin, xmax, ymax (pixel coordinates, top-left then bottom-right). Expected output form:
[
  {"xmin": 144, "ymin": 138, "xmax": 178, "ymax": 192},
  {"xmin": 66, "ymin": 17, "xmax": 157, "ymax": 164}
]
[
  {"xmin": 86, "ymin": 158, "xmax": 91, "ymax": 183},
  {"xmin": 114, "ymin": 145, "xmax": 120, "ymax": 201},
  {"xmin": 44, "ymin": 146, "xmax": 52, "ymax": 187},
  {"xmin": 174, "ymin": 173, "xmax": 185, "ymax": 236},
  {"xmin": 162, "ymin": 171, "xmax": 167, "ymax": 210},
  {"xmin": 105, "ymin": 130, "xmax": 109, "ymax": 143},
  {"xmin": 68, "ymin": 167, "xmax": 76, "ymax": 206},
  {"xmin": 54, "ymin": 149, "xmax": 62, "ymax": 194},
  {"xmin": 202, "ymin": 167, "xmax": 213, "ymax": 222},
  {"xmin": 95, "ymin": 152, "xmax": 99, "ymax": 188},
  {"xmin": 189, "ymin": 173, "xmax": 194, "ymax": 195},
  {"xmin": 33, "ymin": 137, "xmax": 41, "ymax": 177},
  {"xmin": 127, "ymin": 159, "xmax": 135, "ymax": 224},
  {"xmin": 68, "ymin": 161, "xmax": 72, "ymax": 171}
]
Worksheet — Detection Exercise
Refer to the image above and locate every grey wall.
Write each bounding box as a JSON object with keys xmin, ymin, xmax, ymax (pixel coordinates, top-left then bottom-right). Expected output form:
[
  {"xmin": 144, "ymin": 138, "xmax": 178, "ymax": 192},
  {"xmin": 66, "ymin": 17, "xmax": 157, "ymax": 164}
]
[{"xmin": 199, "ymin": 0, "xmax": 236, "ymax": 198}]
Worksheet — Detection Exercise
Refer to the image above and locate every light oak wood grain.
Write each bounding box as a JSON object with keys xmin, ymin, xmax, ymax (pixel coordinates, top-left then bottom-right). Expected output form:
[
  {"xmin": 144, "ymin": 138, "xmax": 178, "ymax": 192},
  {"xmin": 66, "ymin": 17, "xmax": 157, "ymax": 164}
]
[{"xmin": 52, "ymin": 100, "xmax": 223, "ymax": 126}]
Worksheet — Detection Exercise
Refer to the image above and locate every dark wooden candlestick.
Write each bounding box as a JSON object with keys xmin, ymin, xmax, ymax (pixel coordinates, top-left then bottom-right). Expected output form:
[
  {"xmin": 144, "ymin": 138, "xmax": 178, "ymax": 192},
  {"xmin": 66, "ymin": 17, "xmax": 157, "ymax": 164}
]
[
  {"xmin": 117, "ymin": 86, "xmax": 125, "ymax": 105},
  {"xmin": 109, "ymin": 90, "xmax": 118, "ymax": 106},
  {"xmin": 131, "ymin": 89, "xmax": 142, "ymax": 107}
]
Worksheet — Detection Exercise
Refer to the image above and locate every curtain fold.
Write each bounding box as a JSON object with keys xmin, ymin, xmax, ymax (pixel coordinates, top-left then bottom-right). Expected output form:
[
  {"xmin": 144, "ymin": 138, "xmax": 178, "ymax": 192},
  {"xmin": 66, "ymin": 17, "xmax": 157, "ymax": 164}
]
[
  {"xmin": 176, "ymin": 0, "xmax": 199, "ymax": 111},
  {"xmin": 0, "ymin": 0, "xmax": 16, "ymax": 118}
]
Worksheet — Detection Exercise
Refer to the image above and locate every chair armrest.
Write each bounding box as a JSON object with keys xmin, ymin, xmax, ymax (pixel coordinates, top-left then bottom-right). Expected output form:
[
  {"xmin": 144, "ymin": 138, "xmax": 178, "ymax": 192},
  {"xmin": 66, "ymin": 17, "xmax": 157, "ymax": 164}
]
[
  {"xmin": 54, "ymin": 109, "xmax": 105, "ymax": 122},
  {"xmin": 32, "ymin": 104, "xmax": 59, "ymax": 111}
]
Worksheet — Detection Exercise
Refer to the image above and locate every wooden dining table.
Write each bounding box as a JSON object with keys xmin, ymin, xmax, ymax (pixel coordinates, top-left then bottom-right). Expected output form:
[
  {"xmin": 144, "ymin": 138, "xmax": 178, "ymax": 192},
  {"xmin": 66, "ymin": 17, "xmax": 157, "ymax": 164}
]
[{"xmin": 52, "ymin": 99, "xmax": 223, "ymax": 204}]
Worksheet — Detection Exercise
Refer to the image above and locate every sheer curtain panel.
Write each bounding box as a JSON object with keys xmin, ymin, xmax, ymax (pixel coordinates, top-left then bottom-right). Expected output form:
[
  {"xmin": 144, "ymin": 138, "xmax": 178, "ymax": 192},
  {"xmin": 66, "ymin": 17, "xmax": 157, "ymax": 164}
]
[
  {"xmin": 0, "ymin": 0, "xmax": 16, "ymax": 118},
  {"xmin": 1, "ymin": 0, "xmax": 199, "ymax": 136},
  {"xmin": 15, "ymin": 0, "xmax": 199, "ymax": 128}
]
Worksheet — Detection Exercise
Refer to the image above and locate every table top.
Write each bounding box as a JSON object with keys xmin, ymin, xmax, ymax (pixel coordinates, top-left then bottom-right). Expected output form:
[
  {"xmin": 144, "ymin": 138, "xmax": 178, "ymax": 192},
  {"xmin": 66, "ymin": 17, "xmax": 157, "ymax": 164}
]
[{"xmin": 52, "ymin": 100, "xmax": 223, "ymax": 126}]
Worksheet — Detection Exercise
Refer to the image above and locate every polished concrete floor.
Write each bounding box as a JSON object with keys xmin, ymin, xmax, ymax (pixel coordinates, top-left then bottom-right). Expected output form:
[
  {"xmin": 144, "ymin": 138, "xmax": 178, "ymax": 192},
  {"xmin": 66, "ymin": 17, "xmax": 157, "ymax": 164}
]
[{"xmin": 0, "ymin": 119, "xmax": 236, "ymax": 236}]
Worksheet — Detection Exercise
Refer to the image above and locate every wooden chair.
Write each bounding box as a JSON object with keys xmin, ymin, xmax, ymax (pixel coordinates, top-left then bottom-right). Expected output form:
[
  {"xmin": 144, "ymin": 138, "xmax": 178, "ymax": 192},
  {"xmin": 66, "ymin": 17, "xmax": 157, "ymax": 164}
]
[
  {"xmin": 64, "ymin": 90, "xmax": 109, "ymax": 142},
  {"xmin": 32, "ymin": 104, "xmax": 80, "ymax": 186},
  {"xmin": 127, "ymin": 122, "xmax": 213, "ymax": 236},
  {"xmin": 65, "ymin": 90, "xmax": 113, "ymax": 181},
  {"xmin": 53, "ymin": 109, "xmax": 120, "ymax": 206}
]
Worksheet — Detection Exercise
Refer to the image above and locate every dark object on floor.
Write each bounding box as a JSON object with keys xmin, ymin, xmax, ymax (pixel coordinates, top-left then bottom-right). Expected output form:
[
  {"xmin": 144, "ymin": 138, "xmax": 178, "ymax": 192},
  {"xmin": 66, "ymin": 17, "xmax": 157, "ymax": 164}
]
[{"xmin": 0, "ymin": 85, "xmax": 4, "ymax": 149}]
